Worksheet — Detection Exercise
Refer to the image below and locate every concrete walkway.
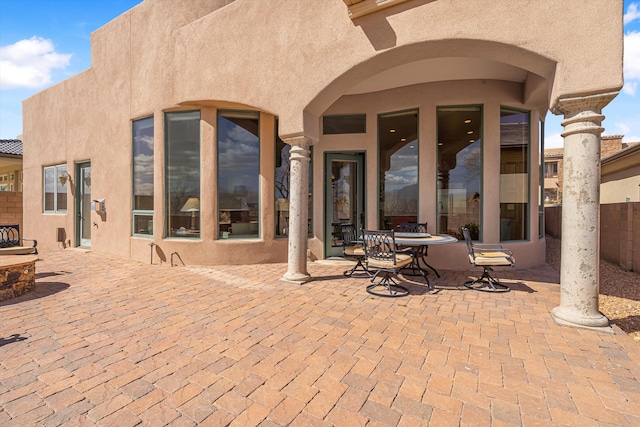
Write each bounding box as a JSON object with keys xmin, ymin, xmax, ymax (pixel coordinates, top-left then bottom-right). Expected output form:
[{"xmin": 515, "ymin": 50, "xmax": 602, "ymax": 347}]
[{"xmin": 1, "ymin": 249, "xmax": 639, "ymax": 426}]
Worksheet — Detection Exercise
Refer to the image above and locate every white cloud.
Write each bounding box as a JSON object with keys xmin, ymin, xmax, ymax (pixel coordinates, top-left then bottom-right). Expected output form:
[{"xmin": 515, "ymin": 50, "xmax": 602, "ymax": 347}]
[
  {"xmin": 615, "ymin": 122, "xmax": 631, "ymax": 134},
  {"xmin": 625, "ymin": 31, "xmax": 640, "ymax": 78},
  {"xmin": 0, "ymin": 37, "xmax": 71, "ymax": 89},
  {"xmin": 545, "ymin": 132, "xmax": 564, "ymax": 149},
  {"xmin": 623, "ymin": 80, "xmax": 638, "ymax": 96},
  {"xmin": 624, "ymin": 2, "xmax": 640, "ymax": 25}
]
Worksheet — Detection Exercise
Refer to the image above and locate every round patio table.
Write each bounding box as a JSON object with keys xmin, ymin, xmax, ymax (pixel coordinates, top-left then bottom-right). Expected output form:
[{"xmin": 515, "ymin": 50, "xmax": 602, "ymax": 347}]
[{"xmin": 394, "ymin": 233, "xmax": 458, "ymax": 285}]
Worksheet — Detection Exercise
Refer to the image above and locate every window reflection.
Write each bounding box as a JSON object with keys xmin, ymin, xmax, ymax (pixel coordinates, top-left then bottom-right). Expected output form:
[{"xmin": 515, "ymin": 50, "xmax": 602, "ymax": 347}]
[
  {"xmin": 379, "ymin": 110, "xmax": 419, "ymax": 230},
  {"xmin": 166, "ymin": 111, "xmax": 200, "ymax": 238},
  {"xmin": 500, "ymin": 108, "xmax": 529, "ymax": 241},
  {"xmin": 218, "ymin": 110, "xmax": 259, "ymax": 239},
  {"xmin": 133, "ymin": 116, "xmax": 154, "ymax": 236},
  {"xmin": 437, "ymin": 106, "xmax": 482, "ymax": 239}
]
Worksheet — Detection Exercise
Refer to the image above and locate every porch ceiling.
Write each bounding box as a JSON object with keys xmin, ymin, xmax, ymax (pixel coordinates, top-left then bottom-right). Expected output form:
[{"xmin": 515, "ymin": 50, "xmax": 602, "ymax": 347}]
[{"xmin": 345, "ymin": 57, "xmax": 529, "ymax": 95}]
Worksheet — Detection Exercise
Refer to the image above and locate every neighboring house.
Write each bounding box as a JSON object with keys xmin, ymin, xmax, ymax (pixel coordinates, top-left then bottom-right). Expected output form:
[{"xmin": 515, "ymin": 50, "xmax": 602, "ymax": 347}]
[
  {"xmin": 601, "ymin": 142, "xmax": 640, "ymax": 204},
  {"xmin": 544, "ymin": 135, "xmax": 639, "ymax": 205},
  {"xmin": 0, "ymin": 139, "xmax": 23, "ymax": 193},
  {"xmin": 543, "ymin": 148, "xmax": 563, "ymax": 205},
  {"xmin": 22, "ymin": 0, "xmax": 622, "ymax": 282}
]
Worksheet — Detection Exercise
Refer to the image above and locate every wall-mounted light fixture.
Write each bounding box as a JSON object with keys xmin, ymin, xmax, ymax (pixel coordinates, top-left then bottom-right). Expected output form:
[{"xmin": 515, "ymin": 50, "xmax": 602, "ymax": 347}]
[{"xmin": 58, "ymin": 171, "xmax": 73, "ymax": 186}]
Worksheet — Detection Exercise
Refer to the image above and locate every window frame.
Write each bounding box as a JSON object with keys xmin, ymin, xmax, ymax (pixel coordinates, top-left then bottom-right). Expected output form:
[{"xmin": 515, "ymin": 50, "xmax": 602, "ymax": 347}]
[
  {"xmin": 436, "ymin": 104, "xmax": 484, "ymax": 240},
  {"xmin": 217, "ymin": 109, "xmax": 261, "ymax": 240},
  {"xmin": 377, "ymin": 108, "xmax": 420, "ymax": 230},
  {"xmin": 164, "ymin": 110, "xmax": 202, "ymax": 239},
  {"xmin": 43, "ymin": 164, "xmax": 68, "ymax": 213},
  {"xmin": 322, "ymin": 114, "xmax": 367, "ymax": 135},
  {"xmin": 499, "ymin": 106, "xmax": 531, "ymax": 242},
  {"xmin": 132, "ymin": 115, "xmax": 155, "ymax": 238}
]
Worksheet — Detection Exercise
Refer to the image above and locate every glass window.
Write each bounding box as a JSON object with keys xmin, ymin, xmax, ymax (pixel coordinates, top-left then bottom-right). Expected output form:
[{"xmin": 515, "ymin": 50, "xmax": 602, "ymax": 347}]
[
  {"xmin": 379, "ymin": 110, "xmax": 418, "ymax": 230},
  {"xmin": 539, "ymin": 119, "xmax": 544, "ymax": 239},
  {"xmin": 218, "ymin": 110, "xmax": 260, "ymax": 239},
  {"xmin": 132, "ymin": 116, "xmax": 154, "ymax": 236},
  {"xmin": 500, "ymin": 108, "xmax": 530, "ymax": 241},
  {"xmin": 43, "ymin": 164, "xmax": 68, "ymax": 213},
  {"xmin": 323, "ymin": 114, "xmax": 366, "ymax": 134},
  {"xmin": 437, "ymin": 106, "xmax": 482, "ymax": 239},
  {"xmin": 165, "ymin": 111, "xmax": 200, "ymax": 238},
  {"xmin": 544, "ymin": 162, "xmax": 558, "ymax": 177},
  {"xmin": 275, "ymin": 120, "xmax": 313, "ymax": 237}
]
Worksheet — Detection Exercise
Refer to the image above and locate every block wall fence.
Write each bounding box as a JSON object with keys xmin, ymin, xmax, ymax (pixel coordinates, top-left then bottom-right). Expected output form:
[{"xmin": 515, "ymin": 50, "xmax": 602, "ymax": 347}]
[
  {"xmin": 0, "ymin": 192, "xmax": 23, "ymax": 232},
  {"xmin": 545, "ymin": 203, "xmax": 640, "ymax": 272}
]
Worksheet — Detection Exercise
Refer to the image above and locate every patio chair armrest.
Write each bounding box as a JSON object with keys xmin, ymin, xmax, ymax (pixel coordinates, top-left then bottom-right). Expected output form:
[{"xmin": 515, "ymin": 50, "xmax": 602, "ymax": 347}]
[
  {"xmin": 396, "ymin": 247, "xmax": 414, "ymax": 255},
  {"xmin": 472, "ymin": 243, "xmax": 504, "ymax": 250},
  {"xmin": 473, "ymin": 247, "xmax": 512, "ymax": 257},
  {"xmin": 21, "ymin": 238, "xmax": 38, "ymax": 254}
]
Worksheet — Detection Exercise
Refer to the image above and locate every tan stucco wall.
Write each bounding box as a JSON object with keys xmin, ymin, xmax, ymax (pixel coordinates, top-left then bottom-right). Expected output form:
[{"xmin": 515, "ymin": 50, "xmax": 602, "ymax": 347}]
[
  {"xmin": 172, "ymin": 0, "xmax": 622, "ymax": 136},
  {"xmin": 601, "ymin": 168, "xmax": 640, "ymax": 204},
  {"xmin": 22, "ymin": 0, "xmax": 621, "ymax": 267},
  {"xmin": 601, "ymin": 145, "xmax": 640, "ymax": 204}
]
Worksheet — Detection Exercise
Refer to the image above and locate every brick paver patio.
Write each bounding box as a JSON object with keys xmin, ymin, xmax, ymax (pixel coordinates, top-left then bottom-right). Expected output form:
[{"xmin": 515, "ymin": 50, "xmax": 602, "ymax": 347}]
[{"xmin": 1, "ymin": 249, "xmax": 639, "ymax": 426}]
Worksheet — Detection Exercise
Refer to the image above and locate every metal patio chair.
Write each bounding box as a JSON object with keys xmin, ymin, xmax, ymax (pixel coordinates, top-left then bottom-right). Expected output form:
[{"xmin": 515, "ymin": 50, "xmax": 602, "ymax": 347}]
[
  {"xmin": 462, "ymin": 226, "xmax": 514, "ymax": 292},
  {"xmin": 340, "ymin": 223, "xmax": 370, "ymax": 278},
  {"xmin": 397, "ymin": 222, "xmax": 428, "ymax": 233},
  {"xmin": 396, "ymin": 222, "xmax": 440, "ymax": 278},
  {"xmin": 361, "ymin": 229, "xmax": 414, "ymax": 297}
]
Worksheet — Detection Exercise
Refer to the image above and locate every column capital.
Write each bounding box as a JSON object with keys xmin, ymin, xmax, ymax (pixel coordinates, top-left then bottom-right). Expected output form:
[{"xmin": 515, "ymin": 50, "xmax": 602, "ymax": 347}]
[
  {"xmin": 552, "ymin": 92, "xmax": 619, "ymax": 139},
  {"xmin": 281, "ymin": 135, "xmax": 316, "ymax": 148},
  {"xmin": 551, "ymin": 91, "xmax": 619, "ymax": 116}
]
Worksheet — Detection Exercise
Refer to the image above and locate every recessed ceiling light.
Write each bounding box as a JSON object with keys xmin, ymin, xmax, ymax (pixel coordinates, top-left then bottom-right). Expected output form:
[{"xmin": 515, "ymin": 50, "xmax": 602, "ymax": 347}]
[
  {"xmin": 438, "ymin": 142, "xmax": 444, "ymax": 146},
  {"xmin": 389, "ymin": 129, "xmax": 396, "ymax": 133},
  {"xmin": 469, "ymin": 139, "xmax": 475, "ymax": 143},
  {"xmin": 409, "ymin": 145, "xmax": 415, "ymax": 149},
  {"xmin": 401, "ymin": 138, "xmax": 406, "ymax": 142},
  {"xmin": 464, "ymin": 119, "xmax": 472, "ymax": 124},
  {"xmin": 467, "ymin": 131, "xmax": 474, "ymax": 135}
]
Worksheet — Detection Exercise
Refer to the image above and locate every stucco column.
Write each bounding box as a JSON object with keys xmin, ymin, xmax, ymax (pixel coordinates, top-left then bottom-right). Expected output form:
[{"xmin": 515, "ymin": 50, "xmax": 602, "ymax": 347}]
[
  {"xmin": 550, "ymin": 92, "xmax": 618, "ymax": 332},
  {"xmin": 282, "ymin": 136, "xmax": 314, "ymax": 284}
]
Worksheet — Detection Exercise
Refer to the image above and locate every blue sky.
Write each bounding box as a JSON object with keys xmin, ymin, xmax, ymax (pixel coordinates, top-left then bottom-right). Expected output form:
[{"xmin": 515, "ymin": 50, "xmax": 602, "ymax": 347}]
[{"xmin": 1, "ymin": 0, "xmax": 639, "ymax": 146}]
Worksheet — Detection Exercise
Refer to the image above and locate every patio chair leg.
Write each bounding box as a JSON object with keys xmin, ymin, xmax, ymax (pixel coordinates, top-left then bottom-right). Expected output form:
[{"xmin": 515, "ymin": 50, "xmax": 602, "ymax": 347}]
[
  {"xmin": 464, "ymin": 267, "xmax": 510, "ymax": 293},
  {"xmin": 366, "ymin": 271, "xmax": 409, "ymax": 297},
  {"xmin": 343, "ymin": 258, "xmax": 372, "ymax": 278},
  {"xmin": 417, "ymin": 265, "xmax": 432, "ymax": 292}
]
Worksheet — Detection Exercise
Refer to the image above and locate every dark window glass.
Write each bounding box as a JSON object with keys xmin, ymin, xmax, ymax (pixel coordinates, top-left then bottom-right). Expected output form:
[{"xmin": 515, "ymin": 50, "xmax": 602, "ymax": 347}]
[
  {"xmin": 539, "ymin": 119, "xmax": 544, "ymax": 238},
  {"xmin": 323, "ymin": 114, "xmax": 366, "ymax": 134},
  {"xmin": 500, "ymin": 108, "xmax": 530, "ymax": 241},
  {"xmin": 437, "ymin": 106, "xmax": 482, "ymax": 239},
  {"xmin": 379, "ymin": 110, "xmax": 418, "ymax": 230},
  {"xmin": 166, "ymin": 111, "xmax": 200, "ymax": 238},
  {"xmin": 133, "ymin": 116, "xmax": 154, "ymax": 236},
  {"xmin": 218, "ymin": 110, "xmax": 260, "ymax": 239}
]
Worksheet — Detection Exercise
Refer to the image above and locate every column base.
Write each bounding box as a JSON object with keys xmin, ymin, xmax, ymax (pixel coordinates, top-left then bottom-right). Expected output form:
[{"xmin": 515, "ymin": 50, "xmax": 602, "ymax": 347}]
[
  {"xmin": 281, "ymin": 271, "xmax": 312, "ymax": 284},
  {"xmin": 551, "ymin": 306, "xmax": 613, "ymax": 333}
]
